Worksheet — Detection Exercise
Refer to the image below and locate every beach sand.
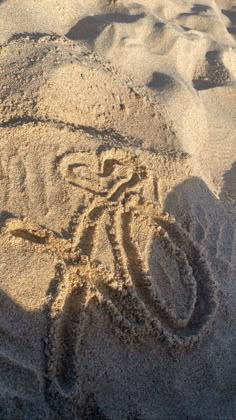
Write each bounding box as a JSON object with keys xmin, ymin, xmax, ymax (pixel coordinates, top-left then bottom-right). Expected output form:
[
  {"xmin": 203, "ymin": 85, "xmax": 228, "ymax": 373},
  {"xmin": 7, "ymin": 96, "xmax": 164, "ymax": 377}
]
[{"xmin": 0, "ymin": 1, "xmax": 236, "ymax": 418}]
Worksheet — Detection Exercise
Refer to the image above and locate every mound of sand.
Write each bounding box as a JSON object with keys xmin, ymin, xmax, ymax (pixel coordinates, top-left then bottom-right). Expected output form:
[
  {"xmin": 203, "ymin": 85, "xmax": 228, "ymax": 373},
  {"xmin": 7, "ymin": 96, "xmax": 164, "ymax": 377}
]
[{"xmin": 0, "ymin": 1, "xmax": 236, "ymax": 419}]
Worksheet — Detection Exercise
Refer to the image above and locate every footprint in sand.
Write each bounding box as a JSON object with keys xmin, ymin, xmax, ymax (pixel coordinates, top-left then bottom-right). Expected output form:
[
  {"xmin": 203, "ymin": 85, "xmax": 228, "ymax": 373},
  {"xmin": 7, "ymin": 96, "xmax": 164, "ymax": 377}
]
[{"xmin": 2, "ymin": 147, "xmax": 218, "ymax": 404}]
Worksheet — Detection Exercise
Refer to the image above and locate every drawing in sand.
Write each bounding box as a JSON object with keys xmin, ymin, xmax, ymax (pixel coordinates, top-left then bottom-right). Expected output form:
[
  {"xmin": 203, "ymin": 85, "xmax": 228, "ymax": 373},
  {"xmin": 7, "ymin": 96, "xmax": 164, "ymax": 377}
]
[{"xmin": 2, "ymin": 147, "xmax": 218, "ymax": 408}]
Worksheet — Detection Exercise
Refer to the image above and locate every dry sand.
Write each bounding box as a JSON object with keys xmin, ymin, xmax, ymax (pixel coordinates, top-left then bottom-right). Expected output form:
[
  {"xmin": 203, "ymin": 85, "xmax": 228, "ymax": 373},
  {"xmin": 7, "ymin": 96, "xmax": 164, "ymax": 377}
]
[{"xmin": 0, "ymin": 1, "xmax": 236, "ymax": 419}]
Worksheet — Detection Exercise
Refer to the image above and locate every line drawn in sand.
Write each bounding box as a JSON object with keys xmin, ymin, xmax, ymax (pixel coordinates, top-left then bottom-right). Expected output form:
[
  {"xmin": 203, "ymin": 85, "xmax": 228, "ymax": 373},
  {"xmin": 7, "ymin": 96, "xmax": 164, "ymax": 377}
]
[{"xmin": 1, "ymin": 147, "xmax": 218, "ymax": 408}]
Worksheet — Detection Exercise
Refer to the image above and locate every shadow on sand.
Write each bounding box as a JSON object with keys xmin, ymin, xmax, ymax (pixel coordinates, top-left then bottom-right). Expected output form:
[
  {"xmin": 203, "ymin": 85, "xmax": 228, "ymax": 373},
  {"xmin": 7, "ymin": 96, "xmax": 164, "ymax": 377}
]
[{"xmin": 66, "ymin": 13, "xmax": 145, "ymax": 42}]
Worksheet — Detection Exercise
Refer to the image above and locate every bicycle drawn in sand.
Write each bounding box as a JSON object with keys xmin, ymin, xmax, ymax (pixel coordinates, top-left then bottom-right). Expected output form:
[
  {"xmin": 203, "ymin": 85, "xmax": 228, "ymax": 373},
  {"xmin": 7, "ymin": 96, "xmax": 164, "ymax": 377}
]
[{"xmin": 1, "ymin": 146, "xmax": 218, "ymax": 403}]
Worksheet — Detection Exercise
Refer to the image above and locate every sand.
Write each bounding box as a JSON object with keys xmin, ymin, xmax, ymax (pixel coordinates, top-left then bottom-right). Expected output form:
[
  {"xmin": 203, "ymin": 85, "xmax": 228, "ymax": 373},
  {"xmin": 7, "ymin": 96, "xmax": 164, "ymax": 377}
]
[{"xmin": 0, "ymin": 1, "xmax": 236, "ymax": 419}]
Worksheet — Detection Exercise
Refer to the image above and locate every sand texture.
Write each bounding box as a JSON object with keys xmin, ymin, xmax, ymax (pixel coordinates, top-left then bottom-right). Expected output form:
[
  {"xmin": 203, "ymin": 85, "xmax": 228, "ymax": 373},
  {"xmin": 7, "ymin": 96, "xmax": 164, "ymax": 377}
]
[{"xmin": 0, "ymin": 1, "xmax": 236, "ymax": 419}]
